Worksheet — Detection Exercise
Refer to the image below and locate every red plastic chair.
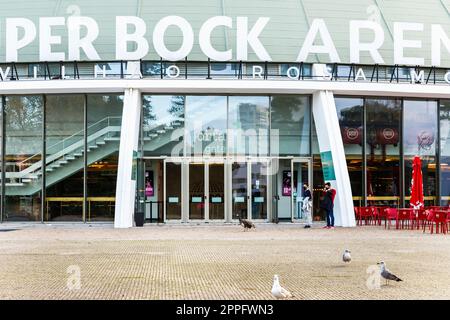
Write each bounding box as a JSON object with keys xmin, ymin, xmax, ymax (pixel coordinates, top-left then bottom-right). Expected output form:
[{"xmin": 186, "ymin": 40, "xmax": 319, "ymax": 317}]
[
  {"xmin": 378, "ymin": 207, "xmax": 388, "ymax": 227},
  {"xmin": 354, "ymin": 207, "xmax": 360, "ymax": 224},
  {"xmin": 369, "ymin": 207, "xmax": 381, "ymax": 225},
  {"xmin": 359, "ymin": 207, "xmax": 375, "ymax": 226},
  {"xmin": 423, "ymin": 210, "xmax": 448, "ymax": 234},
  {"xmin": 397, "ymin": 209, "xmax": 414, "ymax": 230},
  {"xmin": 384, "ymin": 208, "xmax": 398, "ymax": 229},
  {"xmin": 414, "ymin": 209, "xmax": 429, "ymax": 230}
]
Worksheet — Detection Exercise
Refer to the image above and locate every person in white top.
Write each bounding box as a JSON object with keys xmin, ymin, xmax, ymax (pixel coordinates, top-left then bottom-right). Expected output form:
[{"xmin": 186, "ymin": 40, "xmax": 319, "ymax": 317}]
[{"xmin": 302, "ymin": 183, "xmax": 313, "ymax": 228}]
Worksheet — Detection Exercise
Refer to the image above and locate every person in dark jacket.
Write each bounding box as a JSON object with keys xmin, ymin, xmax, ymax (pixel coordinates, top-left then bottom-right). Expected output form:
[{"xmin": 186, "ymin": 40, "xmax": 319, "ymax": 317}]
[
  {"xmin": 302, "ymin": 183, "xmax": 312, "ymax": 228},
  {"xmin": 320, "ymin": 182, "xmax": 336, "ymax": 229}
]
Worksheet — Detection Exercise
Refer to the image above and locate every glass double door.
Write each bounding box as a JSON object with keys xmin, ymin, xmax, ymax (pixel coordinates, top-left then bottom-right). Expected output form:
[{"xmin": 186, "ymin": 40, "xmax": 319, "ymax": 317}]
[
  {"xmin": 188, "ymin": 161, "xmax": 225, "ymax": 220},
  {"xmin": 231, "ymin": 160, "xmax": 269, "ymax": 220},
  {"xmin": 164, "ymin": 159, "xmax": 226, "ymax": 221},
  {"xmin": 163, "ymin": 158, "xmax": 309, "ymax": 222},
  {"xmin": 271, "ymin": 158, "xmax": 312, "ymax": 222},
  {"xmin": 163, "ymin": 158, "xmax": 269, "ymax": 222}
]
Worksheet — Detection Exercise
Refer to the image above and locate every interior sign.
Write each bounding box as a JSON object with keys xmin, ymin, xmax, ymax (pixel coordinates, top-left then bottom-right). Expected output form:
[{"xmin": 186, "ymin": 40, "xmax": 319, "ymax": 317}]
[{"xmin": 3, "ymin": 16, "xmax": 450, "ymax": 66}]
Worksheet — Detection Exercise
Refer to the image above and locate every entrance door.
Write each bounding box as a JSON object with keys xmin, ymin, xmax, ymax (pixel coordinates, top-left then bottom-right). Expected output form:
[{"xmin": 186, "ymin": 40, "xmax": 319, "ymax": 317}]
[
  {"xmin": 292, "ymin": 159, "xmax": 312, "ymax": 221},
  {"xmin": 250, "ymin": 161, "xmax": 268, "ymax": 220},
  {"xmin": 164, "ymin": 160, "xmax": 182, "ymax": 220},
  {"xmin": 271, "ymin": 158, "xmax": 312, "ymax": 221},
  {"xmin": 231, "ymin": 160, "xmax": 269, "ymax": 220},
  {"xmin": 274, "ymin": 159, "xmax": 293, "ymax": 220},
  {"xmin": 207, "ymin": 161, "xmax": 225, "ymax": 220},
  {"xmin": 189, "ymin": 162, "xmax": 205, "ymax": 220},
  {"xmin": 187, "ymin": 159, "xmax": 225, "ymax": 221},
  {"xmin": 143, "ymin": 159, "xmax": 164, "ymax": 222}
]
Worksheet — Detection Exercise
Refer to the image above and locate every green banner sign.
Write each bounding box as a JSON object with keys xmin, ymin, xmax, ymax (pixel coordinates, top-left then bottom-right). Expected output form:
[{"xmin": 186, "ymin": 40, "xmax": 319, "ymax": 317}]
[{"xmin": 320, "ymin": 151, "xmax": 336, "ymax": 181}]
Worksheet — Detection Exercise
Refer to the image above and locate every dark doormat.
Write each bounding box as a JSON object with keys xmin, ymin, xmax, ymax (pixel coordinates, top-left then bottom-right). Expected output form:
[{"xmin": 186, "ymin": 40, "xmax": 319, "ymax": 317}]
[{"xmin": 0, "ymin": 229, "xmax": 19, "ymax": 232}]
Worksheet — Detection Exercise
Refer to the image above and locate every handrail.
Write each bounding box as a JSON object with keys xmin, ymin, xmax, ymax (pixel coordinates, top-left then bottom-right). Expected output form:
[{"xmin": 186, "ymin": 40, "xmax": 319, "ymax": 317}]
[{"xmin": 18, "ymin": 116, "xmax": 121, "ymax": 168}]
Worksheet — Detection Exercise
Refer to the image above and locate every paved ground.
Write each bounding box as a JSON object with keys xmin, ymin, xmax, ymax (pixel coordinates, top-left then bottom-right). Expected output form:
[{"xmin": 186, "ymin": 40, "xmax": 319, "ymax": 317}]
[{"xmin": 0, "ymin": 222, "xmax": 449, "ymax": 300}]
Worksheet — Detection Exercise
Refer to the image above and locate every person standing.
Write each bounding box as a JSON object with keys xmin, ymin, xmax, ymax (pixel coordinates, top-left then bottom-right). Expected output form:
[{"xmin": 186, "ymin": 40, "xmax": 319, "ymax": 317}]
[
  {"xmin": 320, "ymin": 182, "xmax": 336, "ymax": 229},
  {"xmin": 302, "ymin": 183, "xmax": 313, "ymax": 228}
]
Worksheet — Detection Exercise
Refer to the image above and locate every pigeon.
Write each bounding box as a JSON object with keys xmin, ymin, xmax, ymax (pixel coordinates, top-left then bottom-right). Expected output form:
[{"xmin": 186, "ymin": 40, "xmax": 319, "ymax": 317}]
[
  {"xmin": 237, "ymin": 215, "xmax": 256, "ymax": 231},
  {"xmin": 271, "ymin": 275, "xmax": 292, "ymax": 299},
  {"xmin": 342, "ymin": 249, "xmax": 352, "ymax": 263},
  {"xmin": 377, "ymin": 261, "xmax": 402, "ymax": 285}
]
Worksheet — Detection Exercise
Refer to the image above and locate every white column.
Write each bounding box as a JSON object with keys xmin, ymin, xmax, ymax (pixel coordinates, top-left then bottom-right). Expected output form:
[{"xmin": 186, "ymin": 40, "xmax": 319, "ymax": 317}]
[
  {"xmin": 114, "ymin": 87, "xmax": 141, "ymax": 228},
  {"xmin": 312, "ymin": 64, "xmax": 355, "ymax": 227}
]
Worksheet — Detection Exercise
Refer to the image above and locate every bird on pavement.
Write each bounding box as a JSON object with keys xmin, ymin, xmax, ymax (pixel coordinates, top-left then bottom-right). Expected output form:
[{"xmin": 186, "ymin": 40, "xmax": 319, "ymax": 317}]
[
  {"xmin": 377, "ymin": 261, "xmax": 402, "ymax": 285},
  {"xmin": 237, "ymin": 215, "xmax": 256, "ymax": 231},
  {"xmin": 271, "ymin": 275, "xmax": 293, "ymax": 299},
  {"xmin": 342, "ymin": 249, "xmax": 352, "ymax": 263}
]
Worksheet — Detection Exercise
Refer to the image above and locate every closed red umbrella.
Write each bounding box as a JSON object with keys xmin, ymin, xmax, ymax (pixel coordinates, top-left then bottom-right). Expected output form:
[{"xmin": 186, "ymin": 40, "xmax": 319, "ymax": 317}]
[{"xmin": 410, "ymin": 155, "xmax": 424, "ymax": 209}]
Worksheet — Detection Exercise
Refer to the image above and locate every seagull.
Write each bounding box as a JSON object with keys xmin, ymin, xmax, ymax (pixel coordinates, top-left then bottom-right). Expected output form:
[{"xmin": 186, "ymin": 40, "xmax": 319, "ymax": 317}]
[
  {"xmin": 237, "ymin": 215, "xmax": 256, "ymax": 231},
  {"xmin": 342, "ymin": 249, "xmax": 352, "ymax": 263},
  {"xmin": 271, "ymin": 275, "xmax": 293, "ymax": 299},
  {"xmin": 377, "ymin": 261, "xmax": 402, "ymax": 285}
]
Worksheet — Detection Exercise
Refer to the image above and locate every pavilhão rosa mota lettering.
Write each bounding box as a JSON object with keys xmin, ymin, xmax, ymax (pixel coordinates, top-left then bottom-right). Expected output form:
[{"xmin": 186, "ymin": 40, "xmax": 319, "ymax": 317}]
[{"xmin": 3, "ymin": 16, "xmax": 450, "ymax": 66}]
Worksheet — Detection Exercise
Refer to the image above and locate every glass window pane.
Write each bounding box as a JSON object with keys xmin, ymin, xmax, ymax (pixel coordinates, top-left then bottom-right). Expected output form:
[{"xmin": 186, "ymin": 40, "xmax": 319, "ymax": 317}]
[
  {"xmin": 166, "ymin": 161, "xmax": 182, "ymax": 219},
  {"xmin": 45, "ymin": 95, "xmax": 85, "ymax": 221},
  {"xmin": 228, "ymin": 96, "xmax": 269, "ymax": 156},
  {"xmin": 440, "ymin": 100, "xmax": 450, "ymax": 206},
  {"xmin": 251, "ymin": 162, "xmax": 267, "ymax": 219},
  {"xmin": 4, "ymin": 95, "xmax": 43, "ymax": 221},
  {"xmin": 185, "ymin": 96, "xmax": 227, "ymax": 156},
  {"xmin": 366, "ymin": 98, "xmax": 401, "ymax": 206},
  {"xmin": 143, "ymin": 95, "xmax": 185, "ymax": 156},
  {"xmin": 335, "ymin": 97, "xmax": 363, "ymax": 205},
  {"xmin": 270, "ymin": 95, "xmax": 310, "ymax": 156},
  {"xmin": 87, "ymin": 94, "xmax": 123, "ymax": 221},
  {"xmin": 403, "ymin": 100, "xmax": 438, "ymax": 206}
]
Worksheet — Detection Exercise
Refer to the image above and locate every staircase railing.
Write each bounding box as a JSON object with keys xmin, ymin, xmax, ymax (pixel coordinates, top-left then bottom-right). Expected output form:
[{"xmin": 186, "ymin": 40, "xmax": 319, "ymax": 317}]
[{"xmin": 15, "ymin": 116, "xmax": 121, "ymax": 173}]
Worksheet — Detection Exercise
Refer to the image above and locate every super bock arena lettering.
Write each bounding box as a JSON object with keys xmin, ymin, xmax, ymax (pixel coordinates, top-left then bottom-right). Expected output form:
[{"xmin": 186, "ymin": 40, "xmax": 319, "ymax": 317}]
[
  {"xmin": 3, "ymin": 16, "xmax": 450, "ymax": 65},
  {"xmin": 3, "ymin": 15, "xmax": 450, "ymax": 83}
]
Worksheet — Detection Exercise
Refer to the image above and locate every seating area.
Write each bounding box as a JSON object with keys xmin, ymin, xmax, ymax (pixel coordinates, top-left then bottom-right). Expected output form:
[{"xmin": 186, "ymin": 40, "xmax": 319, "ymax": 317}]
[{"xmin": 354, "ymin": 206, "xmax": 450, "ymax": 234}]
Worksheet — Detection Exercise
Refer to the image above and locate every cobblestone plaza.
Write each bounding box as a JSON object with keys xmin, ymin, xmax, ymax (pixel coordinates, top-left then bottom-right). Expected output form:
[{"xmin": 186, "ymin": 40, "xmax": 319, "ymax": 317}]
[{"xmin": 0, "ymin": 224, "xmax": 449, "ymax": 300}]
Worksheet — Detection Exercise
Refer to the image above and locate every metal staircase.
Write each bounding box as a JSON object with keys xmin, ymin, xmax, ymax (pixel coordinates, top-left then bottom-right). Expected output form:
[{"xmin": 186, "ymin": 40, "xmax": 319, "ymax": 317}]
[{"xmin": 4, "ymin": 114, "xmax": 185, "ymax": 196}]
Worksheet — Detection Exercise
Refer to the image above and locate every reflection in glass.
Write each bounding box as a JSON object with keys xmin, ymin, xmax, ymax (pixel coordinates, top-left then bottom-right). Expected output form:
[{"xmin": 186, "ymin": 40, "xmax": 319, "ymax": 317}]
[
  {"xmin": 209, "ymin": 163, "xmax": 224, "ymax": 219},
  {"xmin": 45, "ymin": 95, "xmax": 84, "ymax": 221},
  {"xmin": 251, "ymin": 162, "xmax": 267, "ymax": 219},
  {"xmin": 232, "ymin": 162, "xmax": 247, "ymax": 219},
  {"xmin": 142, "ymin": 95, "xmax": 185, "ymax": 156},
  {"xmin": 366, "ymin": 99, "xmax": 401, "ymax": 206},
  {"xmin": 87, "ymin": 94, "xmax": 123, "ymax": 221},
  {"xmin": 166, "ymin": 162, "xmax": 182, "ymax": 219},
  {"xmin": 185, "ymin": 96, "xmax": 227, "ymax": 156},
  {"xmin": 4, "ymin": 96, "xmax": 43, "ymax": 221},
  {"xmin": 270, "ymin": 95, "xmax": 310, "ymax": 156},
  {"xmin": 403, "ymin": 100, "xmax": 438, "ymax": 206},
  {"xmin": 189, "ymin": 163, "xmax": 205, "ymax": 219},
  {"xmin": 335, "ymin": 97, "xmax": 363, "ymax": 206},
  {"xmin": 440, "ymin": 100, "xmax": 450, "ymax": 206},
  {"xmin": 228, "ymin": 96, "xmax": 269, "ymax": 156}
]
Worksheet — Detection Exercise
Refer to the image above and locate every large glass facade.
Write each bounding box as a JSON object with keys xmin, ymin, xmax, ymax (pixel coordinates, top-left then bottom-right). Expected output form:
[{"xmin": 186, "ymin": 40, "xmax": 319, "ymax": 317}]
[
  {"xmin": 365, "ymin": 98, "xmax": 401, "ymax": 206},
  {"xmin": 142, "ymin": 95, "xmax": 310, "ymax": 158},
  {"xmin": 270, "ymin": 95, "xmax": 310, "ymax": 156},
  {"xmin": 403, "ymin": 100, "xmax": 438, "ymax": 206},
  {"xmin": 228, "ymin": 96, "xmax": 270, "ymax": 156},
  {"xmin": 335, "ymin": 97, "xmax": 364, "ymax": 206},
  {"xmin": 335, "ymin": 96, "xmax": 449, "ymax": 207},
  {"xmin": 87, "ymin": 95, "xmax": 123, "ymax": 221},
  {"xmin": 185, "ymin": 96, "xmax": 227, "ymax": 156},
  {"xmin": 45, "ymin": 95, "xmax": 84, "ymax": 221},
  {"xmin": 1, "ymin": 94, "xmax": 122, "ymax": 222},
  {"xmin": 4, "ymin": 96, "xmax": 43, "ymax": 221},
  {"xmin": 142, "ymin": 95, "xmax": 185, "ymax": 156},
  {"xmin": 439, "ymin": 100, "xmax": 450, "ymax": 206}
]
